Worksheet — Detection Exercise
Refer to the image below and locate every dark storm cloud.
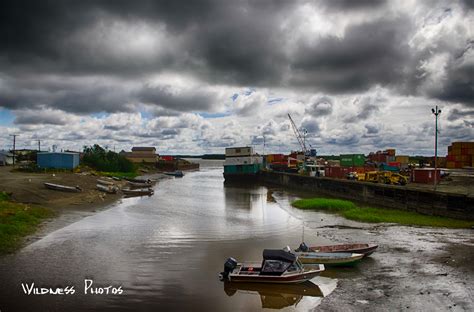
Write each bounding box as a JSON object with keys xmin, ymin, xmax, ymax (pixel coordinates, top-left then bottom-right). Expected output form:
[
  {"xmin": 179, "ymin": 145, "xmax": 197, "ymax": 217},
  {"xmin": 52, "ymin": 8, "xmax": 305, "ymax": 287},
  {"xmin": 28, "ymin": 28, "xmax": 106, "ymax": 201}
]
[
  {"xmin": 306, "ymin": 96, "xmax": 333, "ymax": 117},
  {"xmin": 291, "ymin": 16, "xmax": 412, "ymax": 93},
  {"xmin": 0, "ymin": 0, "xmax": 472, "ymax": 116},
  {"xmin": 319, "ymin": 0, "xmax": 387, "ymax": 11},
  {"xmin": 136, "ymin": 85, "xmax": 218, "ymax": 112},
  {"xmin": 13, "ymin": 109, "xmax": 68, "ymax": 125},
  {"xmin": 447, "ymin": 108, "xmax": 474, "ymax": 121},
  {"xmin": 345, "ymin": 97, "xmax": 381, "ymax": 122}
]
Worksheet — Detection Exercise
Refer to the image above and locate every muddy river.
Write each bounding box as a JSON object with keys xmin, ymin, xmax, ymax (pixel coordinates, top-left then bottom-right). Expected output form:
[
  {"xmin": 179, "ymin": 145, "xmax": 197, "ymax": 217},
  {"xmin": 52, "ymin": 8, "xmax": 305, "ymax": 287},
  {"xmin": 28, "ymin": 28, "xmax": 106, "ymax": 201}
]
[{"xmin": 0, "ymin": 160, "xmax": 472, "ymax": 311}]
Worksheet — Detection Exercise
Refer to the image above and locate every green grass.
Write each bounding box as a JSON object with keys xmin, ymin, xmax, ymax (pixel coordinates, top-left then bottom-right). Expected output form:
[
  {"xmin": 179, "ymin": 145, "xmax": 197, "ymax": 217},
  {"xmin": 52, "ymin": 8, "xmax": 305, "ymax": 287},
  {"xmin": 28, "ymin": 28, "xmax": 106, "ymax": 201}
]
[
  {"xmin": 98, "ymin": 171, "xmax": 139, "ymax": 179},
  {"xmin": 0, "ymin": 192, "xmax": 53, "ymax": 254},
  {"xmin": 292, "ymin": 198, "xmax": 474, "ymax": 228}
]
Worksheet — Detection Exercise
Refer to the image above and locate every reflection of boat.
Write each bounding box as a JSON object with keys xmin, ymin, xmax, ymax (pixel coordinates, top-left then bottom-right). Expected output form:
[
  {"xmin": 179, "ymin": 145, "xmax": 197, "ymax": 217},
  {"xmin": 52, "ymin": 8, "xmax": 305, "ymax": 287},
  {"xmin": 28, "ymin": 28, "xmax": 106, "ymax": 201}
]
[
  {"xmin": 96, "ymin": 184, "xmax": 118, "ymax": 194},
  {"xmin": 164, "ymin": 170, "xmax": 184, "ymax": 177},
  {"xmin": 122, "ymin": 188, "xmax": 154, "ymax": 197},
  {"xmin": 295, "ymin": 252, "xmax": 363, "ymax": 266},
  {"xmin": 307, "ymin": 243, "xmax": 378, "ymax": 257},
  {"xmin": 44, "ymin": 182, "xmax": 82, "ymax": 193},
  {"xmin": 224, "ymin": 280, "xmax": 323, "ymax": 309},
  {"xmin": 219, "ymin": 249, "xmax": 324, "ymax": 283}
]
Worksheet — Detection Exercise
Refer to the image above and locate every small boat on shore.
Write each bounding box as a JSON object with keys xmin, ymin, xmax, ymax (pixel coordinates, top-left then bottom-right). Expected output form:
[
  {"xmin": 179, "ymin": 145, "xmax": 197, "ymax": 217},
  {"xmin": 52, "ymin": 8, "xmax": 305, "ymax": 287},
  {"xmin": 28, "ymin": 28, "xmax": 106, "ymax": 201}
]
[
  {"xmin": 164, "ymin": 170, "xmax": 184, "ymax": 177},
  {"xmin": 122, "ymin": 188, "xmax": 154, "ymax": 197},
  {"xmin": 128, "ymin": 181, "xmax": 153, "ymax": 189},
  {"xmin": 219, "ymin": 249, "xmax": 324, "ymax": 284},
  {"xmin": 44, "ymin": 182, "xmax": 82, "ymax": 193},
  {"xmin": 307, "ymin": 243, "xmax": 378, "ymax": 257},
  {"xmin": 96, "ymin": 184, "xmax": 119, "ymax": 194},
  {"xmin": 294, "ymin": 251, "xmax": 364, "ymax": 266},
  {"xmin": 125, "ymin": 178, "xmax": 155, "ymax": 184},
  {"xmin": 97, "ymin": 179, "xmax": 114, "ymax": 186}
]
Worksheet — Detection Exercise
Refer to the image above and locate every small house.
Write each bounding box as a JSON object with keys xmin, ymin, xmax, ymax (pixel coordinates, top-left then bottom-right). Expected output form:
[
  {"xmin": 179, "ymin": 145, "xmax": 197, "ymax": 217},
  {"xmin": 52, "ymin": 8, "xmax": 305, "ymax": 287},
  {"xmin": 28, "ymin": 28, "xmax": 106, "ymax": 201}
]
[
  {"xmin": 126, "ymin": 147, "xmax": 158, "ymax": 163},
  {"xmin": 37, "ymin": 152, "xmax": 80, "ymax": 169},
  {"xmin": 0, "ymin": 151, "xmax": 14, "ymax": 166}
]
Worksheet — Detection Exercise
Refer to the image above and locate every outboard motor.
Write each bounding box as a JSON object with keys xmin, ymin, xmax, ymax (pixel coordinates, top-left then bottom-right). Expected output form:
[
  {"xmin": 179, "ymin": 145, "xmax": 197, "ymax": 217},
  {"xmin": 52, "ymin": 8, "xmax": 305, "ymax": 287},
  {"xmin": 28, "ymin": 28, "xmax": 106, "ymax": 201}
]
[
  {"xmin": 298, "ymin": 242, "xmax": 309, "ymax": 252},
  {"xmin": 219, "ymin": 257, "xmax": 237, "ymax": 281}
]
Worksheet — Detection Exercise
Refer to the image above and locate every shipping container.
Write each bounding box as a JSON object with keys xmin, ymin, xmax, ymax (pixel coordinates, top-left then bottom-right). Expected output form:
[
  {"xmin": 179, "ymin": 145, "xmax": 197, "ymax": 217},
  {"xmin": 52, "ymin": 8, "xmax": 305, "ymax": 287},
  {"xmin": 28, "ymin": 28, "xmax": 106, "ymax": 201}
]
[
  {"xmin": 225, "ymin": 147, "xmax": 253, "ymax": 157},
  {"xmin": 161, "ymin": 155, "xmax": 174, "ymax": 161},
  {"xmin": 388, "ymin": 162, "xmax": 401, "ymax": 168},
  {"xmin": 446, "ymin": 155, "xmax": 455, "ymax": 161},
  {"xmin": 340, "ymin": 154, "xmax": 365, "ymax": 167},
  {"xmin": 386, "ymin": 156, "xmax": 396, "ymax": 162},
  {"xmin": 412, "ymin": 168, "xmax": 441, "ymax": 184},
  {"xmin": 395, "ymin": 155, "xmax": 409, "ymax": 164},
  {"xmin": 37, "ymin": 152, "xmax": 80, "ymax": 169},
  {"xmin": 386, "ymin": 149, "xmax": 396, "ymax": 156},
  {"xmin": 446, "ymin": 161, "xmax": 455, "ymax": 169}
]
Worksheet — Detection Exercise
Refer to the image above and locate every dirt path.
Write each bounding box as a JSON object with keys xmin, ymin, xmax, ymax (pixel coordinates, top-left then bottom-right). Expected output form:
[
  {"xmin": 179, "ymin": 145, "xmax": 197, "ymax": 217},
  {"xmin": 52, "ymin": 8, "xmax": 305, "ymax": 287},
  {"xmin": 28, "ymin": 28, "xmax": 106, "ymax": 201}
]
[{"xmin": 0, "ymin": 166, "xmax": 124, "ymax": 211}]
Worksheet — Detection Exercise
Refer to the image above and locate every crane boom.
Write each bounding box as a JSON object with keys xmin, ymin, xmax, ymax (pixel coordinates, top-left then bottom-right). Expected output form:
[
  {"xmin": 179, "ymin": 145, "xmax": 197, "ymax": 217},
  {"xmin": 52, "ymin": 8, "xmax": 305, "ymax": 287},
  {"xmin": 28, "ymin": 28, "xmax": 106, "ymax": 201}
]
[{"xmin": 288, "ymin": 113, "xmax": 307, "ymax": 154}]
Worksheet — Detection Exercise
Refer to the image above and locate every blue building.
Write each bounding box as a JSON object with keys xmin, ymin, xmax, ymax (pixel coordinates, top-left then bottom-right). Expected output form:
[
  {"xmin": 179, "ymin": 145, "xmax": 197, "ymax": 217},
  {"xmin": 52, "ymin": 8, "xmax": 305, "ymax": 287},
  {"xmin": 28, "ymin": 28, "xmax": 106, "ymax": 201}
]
[{"xmin": 37, "ymin": 152, "xmax": 80, "ymax": 169}]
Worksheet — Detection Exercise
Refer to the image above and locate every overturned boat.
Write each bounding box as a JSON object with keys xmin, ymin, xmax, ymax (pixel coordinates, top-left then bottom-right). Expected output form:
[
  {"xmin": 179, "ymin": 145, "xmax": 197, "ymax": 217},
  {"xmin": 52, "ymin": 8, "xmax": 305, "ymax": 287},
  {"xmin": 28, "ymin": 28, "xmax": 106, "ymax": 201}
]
[
  {"xmin": 127, "ymin": 181, "xmax": 153, "ymax": 189},
  {"xmin": 96, "ymin": 184, "xmax": 119, "ymax": 194},
  {"xmin": 44, "ymin": 182, "xmax": 82, "ymax": 193},
  {"xmin": 219, "ymin": 249, "xmax": 324, "ymax": 284}
]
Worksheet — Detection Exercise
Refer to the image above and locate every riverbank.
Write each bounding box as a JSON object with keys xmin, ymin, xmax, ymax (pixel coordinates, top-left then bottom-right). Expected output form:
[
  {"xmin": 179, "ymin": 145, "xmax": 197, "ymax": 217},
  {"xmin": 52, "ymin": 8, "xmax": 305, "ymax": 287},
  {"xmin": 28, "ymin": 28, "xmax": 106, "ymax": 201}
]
[
  {"xmin": 292, "ymin": 198, "xmax": 474, "ymax": 228},
  {"xmin": 259, "ymin": 170, "xmax": 474, "ymax": 220},
  {"xmin": 0, "ymin": 192, "xmax": 54, "ymax": 253}
]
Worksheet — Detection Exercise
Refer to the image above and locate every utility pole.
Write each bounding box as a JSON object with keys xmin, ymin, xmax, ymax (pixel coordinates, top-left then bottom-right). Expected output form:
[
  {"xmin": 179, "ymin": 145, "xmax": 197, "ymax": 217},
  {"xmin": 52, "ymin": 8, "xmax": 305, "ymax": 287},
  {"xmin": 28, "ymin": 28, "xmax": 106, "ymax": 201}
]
[
  {"xmin": 37, "ymin": 140, "xmax": 41, "ymax": 152},
  {"xmin": 10, "ymin": 134, "xmax": 18, "ymax": 166},
  {"xmin": 431, "ymin": 106, "xmax": 441, "ymax": 189}
]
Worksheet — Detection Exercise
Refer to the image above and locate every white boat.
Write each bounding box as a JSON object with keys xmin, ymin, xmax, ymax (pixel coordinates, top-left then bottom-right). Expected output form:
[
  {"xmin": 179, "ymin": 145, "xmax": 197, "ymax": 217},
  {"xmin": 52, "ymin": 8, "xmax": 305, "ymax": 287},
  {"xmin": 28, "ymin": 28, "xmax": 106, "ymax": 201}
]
[{"xmin": 44, "ymin": 182, "xmax": 82, "ymax": 193}]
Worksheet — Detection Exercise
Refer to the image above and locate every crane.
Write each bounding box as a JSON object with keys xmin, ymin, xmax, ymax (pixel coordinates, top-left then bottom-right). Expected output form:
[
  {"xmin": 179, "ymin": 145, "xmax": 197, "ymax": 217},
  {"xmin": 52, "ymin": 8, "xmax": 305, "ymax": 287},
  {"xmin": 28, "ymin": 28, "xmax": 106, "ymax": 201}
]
[{"xmin": 287, "ymin": 113, "xmax": 307, "ymax": 155}]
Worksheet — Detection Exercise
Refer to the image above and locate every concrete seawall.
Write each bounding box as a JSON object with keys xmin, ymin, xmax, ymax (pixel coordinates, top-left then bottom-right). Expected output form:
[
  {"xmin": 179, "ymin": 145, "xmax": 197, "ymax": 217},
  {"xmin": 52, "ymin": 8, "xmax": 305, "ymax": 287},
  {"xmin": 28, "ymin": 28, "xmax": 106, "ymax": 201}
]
[{"xmin": 259, "ymin": 171, "xmax": 474, "ymax": 220}]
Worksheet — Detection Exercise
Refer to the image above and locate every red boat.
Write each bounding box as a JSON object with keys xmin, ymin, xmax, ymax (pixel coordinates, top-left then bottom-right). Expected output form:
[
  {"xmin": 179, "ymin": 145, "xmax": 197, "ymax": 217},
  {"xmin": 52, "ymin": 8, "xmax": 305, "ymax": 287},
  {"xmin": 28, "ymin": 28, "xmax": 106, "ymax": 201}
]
[
  {"xmin": 306, "ymin": 243, "xmax": 378, "ymax": 257},
  {"xmin": 219, "ymin": 249, "xmax": 324, "ymax": 284}
]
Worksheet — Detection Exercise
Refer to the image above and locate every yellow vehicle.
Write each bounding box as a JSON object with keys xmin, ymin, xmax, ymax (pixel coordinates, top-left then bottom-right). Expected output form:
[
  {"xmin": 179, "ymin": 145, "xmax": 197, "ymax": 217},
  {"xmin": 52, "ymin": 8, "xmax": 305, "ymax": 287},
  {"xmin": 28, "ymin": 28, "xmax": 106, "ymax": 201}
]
[{"xmin": 363, "ymin": 171, "xmax": 408, "ymax": 185}]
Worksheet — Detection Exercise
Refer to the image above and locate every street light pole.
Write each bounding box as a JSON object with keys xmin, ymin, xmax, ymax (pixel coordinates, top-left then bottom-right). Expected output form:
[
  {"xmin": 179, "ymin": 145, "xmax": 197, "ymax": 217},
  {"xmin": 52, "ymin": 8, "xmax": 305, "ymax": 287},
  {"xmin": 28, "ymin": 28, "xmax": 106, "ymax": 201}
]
[{"xmin": 431, "ymin": 106, "xmax": 441, "ymax": 189}]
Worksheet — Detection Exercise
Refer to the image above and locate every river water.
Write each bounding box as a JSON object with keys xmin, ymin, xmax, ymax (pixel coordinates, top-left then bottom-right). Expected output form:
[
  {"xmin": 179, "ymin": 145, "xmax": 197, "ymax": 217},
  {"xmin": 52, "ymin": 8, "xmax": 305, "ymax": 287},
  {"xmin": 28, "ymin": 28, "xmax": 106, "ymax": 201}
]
[{"xmin": 0, "ymin": 159, "xmax": 341, "ymax": 311}]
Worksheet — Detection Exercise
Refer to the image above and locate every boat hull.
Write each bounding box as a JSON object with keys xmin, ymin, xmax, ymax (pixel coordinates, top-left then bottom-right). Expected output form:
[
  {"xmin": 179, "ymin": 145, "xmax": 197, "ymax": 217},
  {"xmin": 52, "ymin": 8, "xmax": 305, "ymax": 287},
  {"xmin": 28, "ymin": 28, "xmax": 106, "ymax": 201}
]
[
  {"xmin": 228, "ymin": 264, "xmax": 324, "ymax": 284},
  {"xmin": 295, "ymin": 252, "xmax": 364, "ymax": 266},
  {"xmin": 309, "ymin": 244, "xmax": 378, "ymax": 257}
]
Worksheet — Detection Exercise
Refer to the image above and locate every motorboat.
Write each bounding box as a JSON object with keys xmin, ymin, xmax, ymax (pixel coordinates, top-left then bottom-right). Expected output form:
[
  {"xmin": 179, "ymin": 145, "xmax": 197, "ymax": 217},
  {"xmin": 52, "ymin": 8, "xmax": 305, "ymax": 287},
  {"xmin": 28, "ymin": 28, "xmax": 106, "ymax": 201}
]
[{"xmin": 219, "ymin": 249, "xmax": 324, "ymax": 283}]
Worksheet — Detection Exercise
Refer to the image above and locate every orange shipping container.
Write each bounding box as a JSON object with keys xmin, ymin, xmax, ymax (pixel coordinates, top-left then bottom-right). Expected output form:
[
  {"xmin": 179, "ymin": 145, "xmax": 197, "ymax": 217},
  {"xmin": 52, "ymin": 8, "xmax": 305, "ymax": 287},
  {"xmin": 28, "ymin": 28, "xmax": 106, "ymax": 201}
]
[
  {"xmin": 451, "ymin": 147, "xmax": 462, "ymax": 155},
  {"xmin": 452, "ymin": 142, "xmax": 463, "ymax": 148},
  {"xmin": 468, "ymin": 148, "xmax": 474, "ymax": 155},
  {"xmin": 446, "ymin": 161, "xmax": 455, "ymax": 169},
  {"xmin": 461, "ymin": 142, "xmax": 474, "ymax": 148}
]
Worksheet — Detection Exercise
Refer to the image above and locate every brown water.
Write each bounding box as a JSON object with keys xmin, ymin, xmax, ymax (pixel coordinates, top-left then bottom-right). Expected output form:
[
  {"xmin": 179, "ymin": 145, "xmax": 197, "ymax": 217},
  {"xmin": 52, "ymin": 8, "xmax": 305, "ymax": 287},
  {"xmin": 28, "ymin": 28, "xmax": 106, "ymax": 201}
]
[{"xmin": 0, "ymin": 160, "xmax": 339, "ymax": 311}]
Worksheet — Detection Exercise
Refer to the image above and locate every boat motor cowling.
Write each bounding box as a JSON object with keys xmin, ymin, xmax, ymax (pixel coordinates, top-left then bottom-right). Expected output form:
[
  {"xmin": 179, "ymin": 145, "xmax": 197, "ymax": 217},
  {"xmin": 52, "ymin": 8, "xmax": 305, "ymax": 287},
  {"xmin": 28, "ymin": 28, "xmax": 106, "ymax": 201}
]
[
  {"xmin": 298, "ymin": 242, "xmax": 309, "ymax": 252},
  {"xmin": 219, "ymin": 257, "xmax": 237, "ymax": 281}
]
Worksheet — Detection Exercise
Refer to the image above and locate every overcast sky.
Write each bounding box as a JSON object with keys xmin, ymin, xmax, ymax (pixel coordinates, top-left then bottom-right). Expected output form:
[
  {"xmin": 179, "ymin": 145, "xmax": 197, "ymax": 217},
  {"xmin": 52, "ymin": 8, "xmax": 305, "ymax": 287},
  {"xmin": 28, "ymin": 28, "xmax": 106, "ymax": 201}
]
[{"xmin": 0, "ymin": 0, "xmax": 472, "ymax": 155}]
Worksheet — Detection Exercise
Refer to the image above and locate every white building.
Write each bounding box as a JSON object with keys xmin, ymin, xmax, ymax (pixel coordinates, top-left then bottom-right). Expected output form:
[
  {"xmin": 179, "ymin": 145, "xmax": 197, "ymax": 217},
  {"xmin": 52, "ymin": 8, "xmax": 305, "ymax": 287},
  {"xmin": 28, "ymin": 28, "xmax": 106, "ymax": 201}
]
[{"xmin": 0, "ymin": 151, "xmax": 14, "ymax": 166}]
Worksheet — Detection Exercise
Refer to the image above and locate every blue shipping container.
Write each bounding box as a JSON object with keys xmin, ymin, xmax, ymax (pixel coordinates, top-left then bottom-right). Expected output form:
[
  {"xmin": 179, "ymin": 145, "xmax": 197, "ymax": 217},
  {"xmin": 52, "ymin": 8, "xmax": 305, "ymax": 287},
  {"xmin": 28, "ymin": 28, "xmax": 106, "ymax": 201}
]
[{"xmin": 37, "ymin": 152, "xmax": 80, "ymax": 169}]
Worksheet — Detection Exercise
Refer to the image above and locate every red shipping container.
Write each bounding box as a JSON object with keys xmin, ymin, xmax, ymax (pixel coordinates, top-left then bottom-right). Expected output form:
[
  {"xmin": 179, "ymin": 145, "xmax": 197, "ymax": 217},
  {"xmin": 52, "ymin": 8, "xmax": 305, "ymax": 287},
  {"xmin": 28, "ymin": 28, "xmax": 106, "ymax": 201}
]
[
  {"xmin": 161, "ymin": 156, "xmax": 174, "ymax": 161},
  {"xmin": 273, "ymin": 154, "xmax": 284, "ymax": 162},
  {"xmin": 412, "ymin": 169, "xmax": 441, "ymax": 184},
  {"xmin": 388, "ymin": 162, "xmax": 401, "ymax": 168},
  {"xmin": 461, "ymin": 148, "xmax": 469, "ymax": 155},
  {"xmin": 446, "ymin": 155, "xmax": 455, "ymax": 161}
]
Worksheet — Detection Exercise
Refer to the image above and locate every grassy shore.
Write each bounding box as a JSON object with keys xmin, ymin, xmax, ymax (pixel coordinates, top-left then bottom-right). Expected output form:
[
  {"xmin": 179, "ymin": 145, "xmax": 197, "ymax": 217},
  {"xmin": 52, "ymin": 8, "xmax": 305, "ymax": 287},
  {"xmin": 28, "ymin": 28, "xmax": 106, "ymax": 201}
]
[
  {"xmin": 292, "ymin": 198, "xmax": 474, "ymax": 228},
  {"xmin": 0, "ymin": 192, "xmax": 53, "ymax": 254},
  {"xmin": 98, "ymin": 171, "xmax": 139, "ymax": 179}
]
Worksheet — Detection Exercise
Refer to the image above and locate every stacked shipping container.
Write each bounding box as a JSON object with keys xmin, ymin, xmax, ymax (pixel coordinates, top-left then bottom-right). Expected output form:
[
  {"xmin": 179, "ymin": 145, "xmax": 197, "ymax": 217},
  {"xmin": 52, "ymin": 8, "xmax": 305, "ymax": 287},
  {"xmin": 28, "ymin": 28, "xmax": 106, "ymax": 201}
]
[{"xmin": 446, "ymin": 142, "xmax": 474, "ymax": 169}]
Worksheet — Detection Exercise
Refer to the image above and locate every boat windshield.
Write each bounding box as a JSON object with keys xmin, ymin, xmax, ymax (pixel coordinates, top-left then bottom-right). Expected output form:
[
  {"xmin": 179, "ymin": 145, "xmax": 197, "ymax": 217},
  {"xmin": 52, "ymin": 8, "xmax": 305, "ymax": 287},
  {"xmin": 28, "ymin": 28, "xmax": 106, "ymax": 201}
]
[{"xmin": 261, "ymin": 260, "xmax": 292, "ymax": 275}]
